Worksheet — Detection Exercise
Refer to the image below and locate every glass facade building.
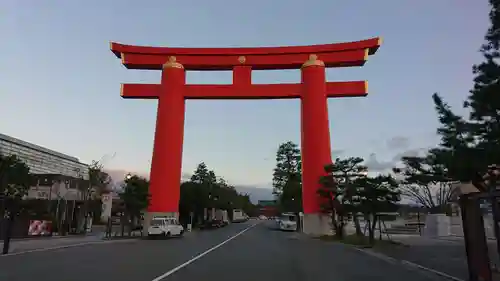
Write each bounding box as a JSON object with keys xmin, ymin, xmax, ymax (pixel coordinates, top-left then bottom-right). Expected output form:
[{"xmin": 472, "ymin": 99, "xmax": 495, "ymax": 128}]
[{"xmin": 0, "ymin": 133, "xmax": 88, "ymax": 179}]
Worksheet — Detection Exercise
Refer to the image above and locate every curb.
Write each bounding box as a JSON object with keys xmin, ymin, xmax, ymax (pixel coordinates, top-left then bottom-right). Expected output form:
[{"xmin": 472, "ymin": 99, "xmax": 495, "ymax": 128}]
[
  {"xmin": 353, "ymin": 247, "xmax": 465, "ymax": 281},
  {"xmin": 8, "ymin": 232, "xmax": 106, "ymax": 242},
  {"xmin": 1, "ymin": 238, "xmax": 139, "ymax": 257}
]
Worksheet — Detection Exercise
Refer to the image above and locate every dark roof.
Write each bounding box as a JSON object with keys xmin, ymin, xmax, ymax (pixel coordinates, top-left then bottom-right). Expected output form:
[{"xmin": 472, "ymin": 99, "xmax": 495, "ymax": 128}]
[{"xmin": 0, "ymin": 133, "xmax": 83, "ymax": 163}]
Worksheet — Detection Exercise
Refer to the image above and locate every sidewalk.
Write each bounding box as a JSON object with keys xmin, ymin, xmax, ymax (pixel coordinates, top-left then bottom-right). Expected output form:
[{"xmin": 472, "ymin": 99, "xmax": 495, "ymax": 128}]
[
  {"xmin": 0, "ymin": 226, "xmax": 112, "ymax": 254},
  {"xmin": 0, "ymin": 233, "xmax": 108, "ymax": 254},
  {"xmin": 366, "ymin": 234, "xmax": 500, "ymax": 281},
  {"xmin": 373, "ymin": 235, "xmax": 469, "ymax": 280}
]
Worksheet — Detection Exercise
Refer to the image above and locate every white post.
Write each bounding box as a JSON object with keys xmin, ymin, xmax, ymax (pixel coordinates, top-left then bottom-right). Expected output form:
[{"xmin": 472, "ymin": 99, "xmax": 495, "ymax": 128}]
[{"xmin": 299, "ymin": 212, "xmax": 304, "ymax": 232}]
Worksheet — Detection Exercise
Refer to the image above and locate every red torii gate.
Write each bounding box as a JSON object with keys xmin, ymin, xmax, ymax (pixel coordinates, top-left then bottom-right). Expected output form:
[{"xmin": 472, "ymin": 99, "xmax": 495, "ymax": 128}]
[{"xmin": 110, "ymin": 37, "xmax": 381, "ymax": 234}]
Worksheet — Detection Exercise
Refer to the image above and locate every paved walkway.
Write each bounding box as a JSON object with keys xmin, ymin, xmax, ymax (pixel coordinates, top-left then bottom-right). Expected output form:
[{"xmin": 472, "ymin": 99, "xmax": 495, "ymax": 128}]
[
  {"xmin": 369, "ymin": 234, "xmax": 500, "ymax": 281},
  {"xmin": 0, "ymin": 234, "xmax": 107, "ymax": 254}
]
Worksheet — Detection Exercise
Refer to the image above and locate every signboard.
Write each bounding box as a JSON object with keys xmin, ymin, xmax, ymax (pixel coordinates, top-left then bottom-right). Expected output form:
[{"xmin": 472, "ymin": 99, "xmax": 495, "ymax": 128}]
[
  {"xmin": 28, "ymin": 220, "xmax": 52, "ymax": 236},
  {"xmin": 258, "ymin": 200, "xmax": 277, "ymax": 207}
]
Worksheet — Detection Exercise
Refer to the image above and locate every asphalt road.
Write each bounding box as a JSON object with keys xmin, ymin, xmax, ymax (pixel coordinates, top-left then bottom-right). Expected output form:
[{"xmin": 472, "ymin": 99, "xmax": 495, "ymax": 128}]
[{"xmin": 0, "ymin": 221, "xmax": 448, "ymax": 281}]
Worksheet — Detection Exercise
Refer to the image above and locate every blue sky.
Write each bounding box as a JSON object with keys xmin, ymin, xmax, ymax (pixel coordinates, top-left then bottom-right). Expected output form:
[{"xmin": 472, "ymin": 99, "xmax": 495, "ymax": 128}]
[{"xmin": 0, "ymin": 0, "xmax": 489, "ymax": 191}]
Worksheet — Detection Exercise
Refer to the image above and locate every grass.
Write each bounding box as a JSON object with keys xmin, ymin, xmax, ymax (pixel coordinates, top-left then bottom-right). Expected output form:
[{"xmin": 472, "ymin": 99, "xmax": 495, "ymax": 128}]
[{"xmin": 316, "ymin": 234, "xmax": 408, "ymax": 249}]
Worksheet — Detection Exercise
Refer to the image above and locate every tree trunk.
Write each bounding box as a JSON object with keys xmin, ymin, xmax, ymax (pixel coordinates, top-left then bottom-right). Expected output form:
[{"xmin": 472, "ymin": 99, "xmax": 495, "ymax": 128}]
[
  {"xmin": 353, "ymin": 214, "xmax": 363, "ymax": 236},
  {"xmin": 2, "ymin": 213, "xmax": 14, "ymax": 254},
  {"xmin": 127, "ymin": 212, "xmax": 132, "ymax": 237},
  {"xmin": 58, "ymin": 200, "xmax": 67, "ymax": 236},
  {"xmin": 82, "ymin": 191, "xmax": 90, "ymax": 234},
  {"xmin": 330, "ymin": 213, "xmax": 340, "ymax": 238},
  {"xmin": 120, "ymin": 213, "xmax": 125, "ymax": 237},
  {"xmin": 334, "ymin": 215, "xmax": 345, "ymax": 239},
  {"xmin": 369, "ymin": 215, "xmax": 378, "ymax": 245}
]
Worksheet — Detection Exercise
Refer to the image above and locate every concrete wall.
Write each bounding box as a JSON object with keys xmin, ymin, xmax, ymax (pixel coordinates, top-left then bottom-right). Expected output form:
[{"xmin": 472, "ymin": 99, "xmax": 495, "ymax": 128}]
[{"xmin": 425, "ymin": 213, "xmax": 496, "ymax": 239}]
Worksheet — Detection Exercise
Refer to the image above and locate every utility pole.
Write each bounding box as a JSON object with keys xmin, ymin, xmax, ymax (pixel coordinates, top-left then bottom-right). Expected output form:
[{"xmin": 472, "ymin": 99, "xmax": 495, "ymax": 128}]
[{"xmin": 2, "ymin": 199, "xmax": 16, "ymax": 255}]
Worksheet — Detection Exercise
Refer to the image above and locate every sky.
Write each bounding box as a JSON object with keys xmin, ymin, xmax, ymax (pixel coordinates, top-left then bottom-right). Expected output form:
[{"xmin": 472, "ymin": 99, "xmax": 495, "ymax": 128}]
[{"xmin": 0, "ymin": 0, "xmax": 491, "ymax": 200}]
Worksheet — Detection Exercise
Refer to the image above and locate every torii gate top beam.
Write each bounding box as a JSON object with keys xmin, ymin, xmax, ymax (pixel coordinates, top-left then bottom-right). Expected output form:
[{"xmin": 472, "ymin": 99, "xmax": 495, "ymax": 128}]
[{"xmin": 110, "ymin": 37, "xmax": 381, "ymax": 71}]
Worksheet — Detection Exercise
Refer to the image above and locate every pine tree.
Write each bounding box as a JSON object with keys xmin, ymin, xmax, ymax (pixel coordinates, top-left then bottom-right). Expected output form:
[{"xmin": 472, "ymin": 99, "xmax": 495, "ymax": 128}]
[
  {"xmin": 464, "ymin": 0, "xmax": 500, "ymax": 171},
  {"xmin": 393, "ymin": 94, "xmax": 473, "ymax": 209},
  {"xmin": 317, "ymin": 157, "xmax": 368, "ymax": 238},
  {"xmin": 402, "ymin": 1, "xmax": 500, "ymax": 190},
  {"xmin": 428, "ymin": 93, "xmax": 482, "ymax": 183},
  {"xmin": 354, "ymin": 175, "xmax": 399, "ymax": 244},
  {"xmin": 272, "ymin": 141, "xmax": 302, "ymax": 212}
]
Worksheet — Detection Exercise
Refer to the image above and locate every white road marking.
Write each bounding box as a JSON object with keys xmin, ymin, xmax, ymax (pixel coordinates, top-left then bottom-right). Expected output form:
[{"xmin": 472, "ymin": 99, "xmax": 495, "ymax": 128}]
[
  {"xmin": 401, "ymin": 260, "xmax": 465, "ymax": 281},
  {"xmin": 0, "ymin": 239, "xmax": 137, "ymax": 257},
  {"xmin": 151, "ymin": 223, "xmax": 257, "ymax": 281},
  {"xmin": 354, "ymin": 248, "xmax": 465, "ymax": 281}
]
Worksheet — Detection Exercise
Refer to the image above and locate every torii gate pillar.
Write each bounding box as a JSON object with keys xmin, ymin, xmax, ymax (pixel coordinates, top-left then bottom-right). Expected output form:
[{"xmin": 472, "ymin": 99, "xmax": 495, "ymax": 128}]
[
  {"xmin": 301, "ymin": 56, "xmax": 333, "ymax": 235},
  {"xmin": 146, "ymin": 59, "xmax": 186, "ymax": 222}
]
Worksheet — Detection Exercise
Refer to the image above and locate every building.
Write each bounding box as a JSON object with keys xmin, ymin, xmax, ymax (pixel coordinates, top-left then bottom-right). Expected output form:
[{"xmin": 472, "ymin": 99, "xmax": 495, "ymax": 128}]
[
  {"xmin": 0, "ymin": 133, "xmax": 92, "ymax": 202},
  {"xmin": 0, "ymin": 133, "xmax": 95, "ymax": 236},
  {"xmin": 0, "ymin": 133, "xmax": 89, "ymax": 179}
]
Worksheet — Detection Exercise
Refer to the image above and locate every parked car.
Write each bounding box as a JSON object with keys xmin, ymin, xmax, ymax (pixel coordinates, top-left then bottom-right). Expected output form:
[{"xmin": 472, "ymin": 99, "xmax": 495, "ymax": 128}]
[
  {"xmin": 147, "ymin": 217, "xmax": 184, "ymax": 238},
  {"xmin": 277, "ymin": 213, "xmax": 298, "ymax": 231}
]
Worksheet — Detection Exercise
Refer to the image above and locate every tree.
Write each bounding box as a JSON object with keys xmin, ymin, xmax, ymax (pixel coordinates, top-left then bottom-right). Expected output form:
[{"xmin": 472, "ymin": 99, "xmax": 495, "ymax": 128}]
[
  {"xmin": 0, "ymin": 153, "xmax": 32, "ymax": 254},
  {"xmin": 188, "ymin": 162, "xmax": 213, "ymax": 222},
  {"xmin": 88, "ymin": 161, "xmax": 112, "ymax": 195},
  {"xmin": 279, "ymin": 181, "xmax": 302, "ymax": 213},
  {"xmin": 190, "ymin": 162, "xmax": 213, "ymax": 184},
  {"xmin": 318, "ymin": 165, "xmax": 348, "ymax": 239},
  {"xmin": 119, "ymin": 174, "xmax": 150, "ymax": 236},
  {"xmin": 317, "ymin": 157, "xmax": 367, "ymax": 239},
  {"xmin": 330, "ymin": 157, "xmax": 367, "ymax": 236},
  {"xmin": 272, "ymin": 141, "xmax": 302, "ymax": 212},
  {"xmin": 0, "ymin": 154, "xmax": 32, "ymax": 203},
  {"xmin": 179, "ymin": 162, "xmax": 257, "ymax": 226},
  {"xmin": 409, "ymin": 1, "xmax": 500, "ymax": 189},
  {"xmin": 354, "ymin": 175, "xmax": 400, "ymax": 245},
  {"xmin": 464, "ymin": 0, "xmax": 500, "ymax": 170},
  {"xmin": 393, "ymin": 153, "xmax": 455, "ymax": 213},
  {"xmin": 78, "ymin": 160, "xmax": 112, "ymax": 233}
]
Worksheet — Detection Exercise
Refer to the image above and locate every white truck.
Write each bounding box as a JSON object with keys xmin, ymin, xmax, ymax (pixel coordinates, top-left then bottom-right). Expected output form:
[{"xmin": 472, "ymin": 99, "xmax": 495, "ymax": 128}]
[
  {"xmin": 147, "ymin": 217, "xmax": 184, "ymax": 238},
  {"xmin": 214, "ymin": 209, "xmax": 229, "ymax": 226},
  {"xmin": 232, "ymin": 209, "xmax": 248, "ymax": 223}
]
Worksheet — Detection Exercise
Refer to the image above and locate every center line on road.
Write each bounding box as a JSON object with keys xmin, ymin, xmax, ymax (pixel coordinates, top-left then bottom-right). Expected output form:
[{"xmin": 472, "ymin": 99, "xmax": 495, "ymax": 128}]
[{"xmin": 151, "ymin": 223, "xmax": 258, "ymax": 281}]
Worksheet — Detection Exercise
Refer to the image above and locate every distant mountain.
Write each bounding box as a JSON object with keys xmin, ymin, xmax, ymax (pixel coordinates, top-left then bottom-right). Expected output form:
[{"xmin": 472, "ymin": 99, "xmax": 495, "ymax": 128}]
[
  {"xmin": 105, "ymin": 169, "xmax": 274, "ymax": 203},
  {"xmin": 233, "ymin": 185, "xmax": 274, "ymax": 203}
]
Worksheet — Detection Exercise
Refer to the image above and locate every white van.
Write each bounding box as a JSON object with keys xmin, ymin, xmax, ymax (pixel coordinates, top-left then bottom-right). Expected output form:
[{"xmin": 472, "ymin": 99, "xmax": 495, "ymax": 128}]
[
  {"xmin": 277, "ymin": 213, "xmax": 297, "ymax": 231},
  {"xmin": 147, "ymin": 217, "xmax": 184, "ymax": 238}
]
